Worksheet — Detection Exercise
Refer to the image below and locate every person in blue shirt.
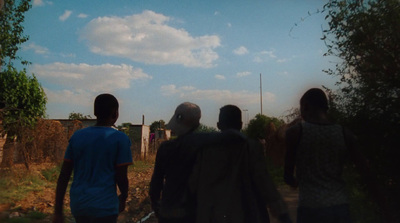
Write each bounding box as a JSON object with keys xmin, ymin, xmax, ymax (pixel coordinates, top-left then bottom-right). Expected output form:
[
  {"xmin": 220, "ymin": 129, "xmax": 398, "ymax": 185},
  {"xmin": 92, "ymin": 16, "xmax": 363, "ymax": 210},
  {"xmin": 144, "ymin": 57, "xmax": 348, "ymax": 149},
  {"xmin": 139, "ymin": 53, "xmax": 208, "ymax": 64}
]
[{"xmin": 53, "ymin": 93, "xmax": 133, "ymax": 223}]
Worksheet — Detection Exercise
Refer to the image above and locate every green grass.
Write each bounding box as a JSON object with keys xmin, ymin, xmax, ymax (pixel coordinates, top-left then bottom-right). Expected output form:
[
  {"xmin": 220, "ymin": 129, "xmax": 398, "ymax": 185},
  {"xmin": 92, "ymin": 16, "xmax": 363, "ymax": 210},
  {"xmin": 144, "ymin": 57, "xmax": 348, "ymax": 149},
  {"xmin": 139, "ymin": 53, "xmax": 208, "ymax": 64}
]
[
  {"xmin": 131, "ymin": 160, "xmax": 155, "ymax": 173},
  {"xmin": 41, "ymin": 164, "xmax": 62, "ymax": 182},
  {"xmin": 343, "ymin": 166, "xmax": 383, "ymax": 223},
  {"xmin": 0, "ymin": 169, "xmax": 47, "ymax": 202}
]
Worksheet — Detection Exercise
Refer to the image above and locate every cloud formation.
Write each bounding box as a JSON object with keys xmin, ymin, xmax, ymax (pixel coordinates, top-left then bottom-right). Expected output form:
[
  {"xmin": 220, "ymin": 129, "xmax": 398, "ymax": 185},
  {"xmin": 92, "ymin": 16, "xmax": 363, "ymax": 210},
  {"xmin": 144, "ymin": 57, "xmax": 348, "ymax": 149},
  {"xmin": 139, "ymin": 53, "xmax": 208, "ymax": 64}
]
[
  {"xmin": 233, "ymin": 46, "xmax": 248, "ymax": 55},
  {"xmin": 215, "ymin": 74, "xmax": 226, "ymax": 80},
  {"xmin": 32, "ymin": 62, "xmax": 152, "ymax": 105},
  {"xmin": 32, "ymin": 62, "xmax": 151, "ymax": 91},
  {"xmin": 77, "ymin": 13, "xmax": 88, "ymax": 18},
  {"xmin": 236, "ymin": 71, "xmax": 251, "ymax": 77},
  {"xmin": 59, "ymin": 10, "xmax": 72, "ymax": 21},
  {"xmin": 161, "ymin": 84, "xmax": 275, "ymax": 105},
  {"xmin": 23, "ymin": 43, "xmax": 49, "ymax": 55},
  {"xmin": 80, "ymin": 10, "xmax": 221, "ymax": 68}
]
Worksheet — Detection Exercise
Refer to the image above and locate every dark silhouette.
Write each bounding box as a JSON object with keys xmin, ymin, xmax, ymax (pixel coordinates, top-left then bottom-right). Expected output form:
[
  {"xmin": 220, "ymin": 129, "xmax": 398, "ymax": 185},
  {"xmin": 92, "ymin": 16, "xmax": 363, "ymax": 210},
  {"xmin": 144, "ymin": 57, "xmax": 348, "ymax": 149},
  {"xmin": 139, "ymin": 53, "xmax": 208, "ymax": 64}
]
[
  {"xmin": 192, "ymin": 105, "xmax": 292, "ymax": 223},
  {"xmin": 149, "ymin": 102, "xmax": 202, "ymax": 223},
  {"xmin": 53, "ymin": 94, "xmax": 133, "ymax": 223},
  {"xmin": 284, "ymin": 88, "xmax": 390, "ymax": 223}
]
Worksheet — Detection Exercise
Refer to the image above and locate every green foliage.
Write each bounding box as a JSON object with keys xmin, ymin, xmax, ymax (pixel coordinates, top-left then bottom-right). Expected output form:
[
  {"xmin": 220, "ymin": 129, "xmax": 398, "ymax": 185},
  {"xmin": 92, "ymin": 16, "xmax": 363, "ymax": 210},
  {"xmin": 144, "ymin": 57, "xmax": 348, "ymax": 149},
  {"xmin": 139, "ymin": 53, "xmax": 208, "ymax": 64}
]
[
  {"xmin": 243, "ymin": 114, "xmax": 284, "ymax": 140},
  {"xmin": 0, "ymin": 0, "xmax": 31, "ymax": 69},
  {"xmin": 195, "ymin": 123, "xmax": 217, "ymax": 133},
  {"xmin": 117, "ymin": 122, "xmax": 132, "ymax": 135},
  {"xmin": 68, "ymin": 112, "xmax": 92, "ymax": 120},
  {"xmin": 322, "ymin": 0, "xmax": 400, "ymax": 217},
  {"xmin": 0, "ymin": 169, "xmax": 46, "ymax": 202},
  {"xmin": 41, "ymin": 164, "xmax": 62, "ymax": 182},
  {"xmin": 343, "ymin": 166, "xmax": 382, "ymax": 223},
  {"xmin": 150, "ymin": 120, "xmax": 166, "ymax": 133},
  {"xmin": 0, "ymin": 68, "xmax": 47, "ymax": 136}
]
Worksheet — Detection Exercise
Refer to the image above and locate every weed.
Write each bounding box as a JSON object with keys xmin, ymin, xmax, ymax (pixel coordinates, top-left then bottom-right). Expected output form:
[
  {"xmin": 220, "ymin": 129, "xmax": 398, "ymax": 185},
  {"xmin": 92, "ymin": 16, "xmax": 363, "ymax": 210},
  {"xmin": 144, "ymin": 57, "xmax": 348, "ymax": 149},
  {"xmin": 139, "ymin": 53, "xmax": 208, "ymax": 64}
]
[
  {"xmin": 0, "ymin": 169, "xmax": 46, "ymax": 202},
  {"xmin": 41, "ymin": 164, "xmax": 62, "ymax": 182}
]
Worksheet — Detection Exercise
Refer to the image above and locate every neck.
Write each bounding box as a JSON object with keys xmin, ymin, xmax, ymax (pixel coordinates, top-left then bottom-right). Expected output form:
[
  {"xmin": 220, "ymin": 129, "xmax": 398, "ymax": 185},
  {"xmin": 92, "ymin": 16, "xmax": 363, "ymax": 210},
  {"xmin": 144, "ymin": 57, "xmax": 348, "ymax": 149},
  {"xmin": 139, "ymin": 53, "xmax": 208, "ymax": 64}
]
[
  {"xmin": 303, "ymin": 112, "xmax": 331, "ymax": 124},
  {"xmin": 95, "ymin": 119, "xmax": 114, "ymax": 127}
]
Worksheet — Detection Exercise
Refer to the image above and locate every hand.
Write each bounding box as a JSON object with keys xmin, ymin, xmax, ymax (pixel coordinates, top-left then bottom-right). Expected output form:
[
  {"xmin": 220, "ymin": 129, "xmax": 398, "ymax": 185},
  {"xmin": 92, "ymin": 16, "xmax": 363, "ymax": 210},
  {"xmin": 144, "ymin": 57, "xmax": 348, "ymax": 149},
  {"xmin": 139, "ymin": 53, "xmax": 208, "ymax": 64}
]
[
  {"xmin": 52, "ymin": 213, "xmax": 64, "ymax": 223},
  {"xmin": 119, "ymin": 195, "xmax": 127, "ymax": 213}
]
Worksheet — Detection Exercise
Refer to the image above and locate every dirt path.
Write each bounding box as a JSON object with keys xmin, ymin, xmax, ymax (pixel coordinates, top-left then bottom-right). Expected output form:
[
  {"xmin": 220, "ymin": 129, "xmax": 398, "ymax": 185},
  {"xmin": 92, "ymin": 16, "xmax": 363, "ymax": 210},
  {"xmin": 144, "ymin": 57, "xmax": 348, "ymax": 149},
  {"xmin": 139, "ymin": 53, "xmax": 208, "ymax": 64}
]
[
  {"xmin": 1, "ymin": 163, "xmax": 298, "ymax": 223},
  {"xmin": 137, "ymin": 185, "xmax": 299, "ymax": 223}
]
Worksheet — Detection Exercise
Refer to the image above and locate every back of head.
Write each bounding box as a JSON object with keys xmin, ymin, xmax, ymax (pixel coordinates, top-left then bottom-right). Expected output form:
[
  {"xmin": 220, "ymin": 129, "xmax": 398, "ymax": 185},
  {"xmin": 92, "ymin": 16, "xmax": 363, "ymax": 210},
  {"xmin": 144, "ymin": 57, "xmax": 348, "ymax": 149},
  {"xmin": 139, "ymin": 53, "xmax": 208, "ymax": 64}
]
[
  {"xmin": 94, "ymin": 93, "xmax": 119, "ymax": 120},
  {"xmin": 218, "ymin": 105, "xmax": 242, "ymax": 131},
  {"xmin": 300, "ymin": 88, "xmax": 329, "ymax": 112},
  {"xmin": 167, "ymin": 102, "xmax": 201, "ymax": 136}
]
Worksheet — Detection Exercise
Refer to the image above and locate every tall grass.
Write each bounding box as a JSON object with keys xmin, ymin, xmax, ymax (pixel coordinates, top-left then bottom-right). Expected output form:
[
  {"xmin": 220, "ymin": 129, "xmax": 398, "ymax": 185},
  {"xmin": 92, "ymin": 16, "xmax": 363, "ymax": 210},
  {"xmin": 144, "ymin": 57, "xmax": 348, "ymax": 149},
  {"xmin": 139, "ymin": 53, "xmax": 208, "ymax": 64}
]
[{"xmin": 0, "ymin": 168, "xmax": 47, "ymax": 203}]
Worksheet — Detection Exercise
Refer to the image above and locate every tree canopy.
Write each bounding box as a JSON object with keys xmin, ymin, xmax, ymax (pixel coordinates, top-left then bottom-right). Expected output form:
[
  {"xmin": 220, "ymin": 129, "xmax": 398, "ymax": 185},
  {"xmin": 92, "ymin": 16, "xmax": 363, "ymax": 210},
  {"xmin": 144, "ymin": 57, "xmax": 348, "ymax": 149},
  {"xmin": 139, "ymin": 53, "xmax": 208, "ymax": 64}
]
[
  {"xmin": 68, "ymin": 112, "xmax": 92, "ymax": 120},
  {"xmin": 322, "ymin": 0, "xmax": 400, "ymax": 217},
  {"xmin": 243, "ymin": 114, "xmax": 284, "ymax": 140},
  {"xmin": 0, "ymin": 0, "xmax": 31, "ymax": 69},
  {"xmin": 150, "ymin": 120, "xmax": 166, "ymax": 133}
]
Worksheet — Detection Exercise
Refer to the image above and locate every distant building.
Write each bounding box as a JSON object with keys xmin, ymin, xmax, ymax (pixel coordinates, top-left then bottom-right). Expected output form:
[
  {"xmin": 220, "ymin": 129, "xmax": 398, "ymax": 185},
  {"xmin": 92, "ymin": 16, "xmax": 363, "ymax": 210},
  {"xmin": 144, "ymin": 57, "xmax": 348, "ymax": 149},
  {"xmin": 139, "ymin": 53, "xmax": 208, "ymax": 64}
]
[{"xmin": 128, "ymin": 124, "xmax": 150, "ymax": 159}]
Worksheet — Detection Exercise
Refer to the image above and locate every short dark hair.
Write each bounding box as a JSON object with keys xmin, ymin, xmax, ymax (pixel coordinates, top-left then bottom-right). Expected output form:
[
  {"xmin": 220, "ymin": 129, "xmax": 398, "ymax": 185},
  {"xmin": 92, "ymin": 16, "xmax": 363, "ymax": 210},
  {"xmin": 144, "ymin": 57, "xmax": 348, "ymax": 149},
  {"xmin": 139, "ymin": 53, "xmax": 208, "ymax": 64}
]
[
  {"xmin": 94, "ymin": 94, "xmax": 119, "ymax": 119},
  {"xmin": 219, "ymin": 105, "xmax": 242, "ymax": 130},
  {"xmin": 300, "ymin": 88, "xmax": 329, "ymax": 111}
]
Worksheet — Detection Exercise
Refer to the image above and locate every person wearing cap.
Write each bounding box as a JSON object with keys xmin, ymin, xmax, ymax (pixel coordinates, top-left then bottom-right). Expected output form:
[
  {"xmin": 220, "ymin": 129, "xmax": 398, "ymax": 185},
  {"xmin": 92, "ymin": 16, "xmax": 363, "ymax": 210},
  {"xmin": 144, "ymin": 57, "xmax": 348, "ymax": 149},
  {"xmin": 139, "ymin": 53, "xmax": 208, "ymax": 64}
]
[{"xmin": 149, "ymin": 102, "xmax": 202, "ymax": 223}]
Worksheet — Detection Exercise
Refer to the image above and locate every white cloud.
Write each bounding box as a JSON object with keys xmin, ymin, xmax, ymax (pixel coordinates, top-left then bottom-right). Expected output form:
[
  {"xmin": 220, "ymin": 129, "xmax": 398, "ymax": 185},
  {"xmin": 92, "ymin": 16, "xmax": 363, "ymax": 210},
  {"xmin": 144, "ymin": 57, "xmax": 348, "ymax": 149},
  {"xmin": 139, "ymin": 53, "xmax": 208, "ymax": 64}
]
[
  {"xmin": 261, "ymin": 50, "xmax": 276, "ymax": 58},
  {"xmin": 80, "ymin": 10, "xmax": 221, "ymax": 68},
  {"xmin": 253, "ymin": 50, "xmax": 289, "ymax": 63},
  {"xmin": 23, "ymin": 43, "xmax": 49, "ymax": 54},
  {"xmin": 233, "ymin": 46, "xmax": 248, "ymax": 55},
  {"xmin": 77, "ymin": 13, "xmax": 88, "ymax": 19},
  {"xmin": 44, "ymin": 88, "xmax": 92, "ymax": 106},
  {"xmin": 33, "ymin": 0, "xmax": 44, "ymax": 6},
  {"xmin": 160, "ymin": 84, "xmax": 275, "ymax": 105},
  {"xmin": 32, "ymin": 62, "xmax": 152, "ymax": 92},
  {"xmin": 276, "ymin": 58, "xmax": 287, "ymax": 63},
  {"xmin": 214, "ymin": 11, "xmax": 220, "ymax": 16},
  {"xmin": 236, "ymin": 71, "xmax": 251, "ymax": 77},
  {"xmin": 59, "ymin": 10, "xmax": 72, "ymax": 21},
  {"xmin": 215, "ymin": 74, "xmax": 226, "ymax": 80},
  {"xmin": 227, "ymin": 23, "xmax": 232, "ymax": 28}
]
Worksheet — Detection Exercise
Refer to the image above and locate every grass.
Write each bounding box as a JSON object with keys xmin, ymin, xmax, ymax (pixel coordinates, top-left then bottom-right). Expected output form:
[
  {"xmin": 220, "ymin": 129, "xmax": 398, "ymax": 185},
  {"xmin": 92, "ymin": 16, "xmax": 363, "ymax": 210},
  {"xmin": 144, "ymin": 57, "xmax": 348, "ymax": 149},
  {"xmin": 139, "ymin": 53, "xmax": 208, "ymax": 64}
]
[
  {"xmin": 0, "ymin": 168, "xmax": 47, "ymax": 203},
  {"xmin": 343, "ymin": 166, "xmax": 383, "ymax": 223},
  {"xmin": 41, "ymin": 164, "xmax": 62, "ymax": 183},
  {"xmin": 2, "ymin": 211, "xmax": 47, "ymax": 223}
]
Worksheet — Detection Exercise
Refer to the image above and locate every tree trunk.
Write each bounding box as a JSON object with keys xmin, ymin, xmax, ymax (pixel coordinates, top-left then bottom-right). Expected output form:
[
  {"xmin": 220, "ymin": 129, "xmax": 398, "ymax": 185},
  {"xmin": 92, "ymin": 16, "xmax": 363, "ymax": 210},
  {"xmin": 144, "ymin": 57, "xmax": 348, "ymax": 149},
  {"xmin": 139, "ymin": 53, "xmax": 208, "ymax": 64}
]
[{"xmin": 1, "ymin": 136, "xmax": 14, "ymax": 167}]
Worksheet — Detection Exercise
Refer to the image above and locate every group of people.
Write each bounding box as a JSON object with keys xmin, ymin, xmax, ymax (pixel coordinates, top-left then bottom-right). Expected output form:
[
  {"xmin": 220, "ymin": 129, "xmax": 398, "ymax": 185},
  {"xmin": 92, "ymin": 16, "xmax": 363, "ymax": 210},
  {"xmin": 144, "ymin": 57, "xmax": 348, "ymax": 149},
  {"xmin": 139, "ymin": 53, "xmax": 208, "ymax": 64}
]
[{"xmin": 52, "ymin": 88, "xmax": 389, "ymax": 223}]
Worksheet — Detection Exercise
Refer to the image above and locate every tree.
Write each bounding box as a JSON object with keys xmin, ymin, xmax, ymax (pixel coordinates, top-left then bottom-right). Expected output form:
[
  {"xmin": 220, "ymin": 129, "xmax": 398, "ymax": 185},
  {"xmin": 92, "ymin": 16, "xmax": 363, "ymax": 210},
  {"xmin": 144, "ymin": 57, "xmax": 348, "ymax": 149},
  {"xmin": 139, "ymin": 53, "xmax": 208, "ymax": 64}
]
[
  {"xmin": 0, "ymin": 0, "xmax": 47, "ymax": 167},
  {"xmin": 117, "ymin": 122, "xmax": 132, "ymax": 135},
  {"xmin": 243, "ymin": 114, "xmax": 284, "ymax": 140},
  {"xmin": 196, "ymin": 123, "xmax": 217, "ymax": 133},
  {"xmin": 68, "ymin": 112, "xmax": 92, "ymax": 120},
  {"xmin": 322, "ymin": 0, "xmax": 400, "ymax": 217},
  {"xmin": 150, "ymin": 120, "xmax": 166, "ymax": 133},
  {"xmin": 1, "ymin": 0, "xmax": 31, "ymax": 69},
  {"xmin": 0, "ymin": 68, "xmax": 47, "ymax": 167}
]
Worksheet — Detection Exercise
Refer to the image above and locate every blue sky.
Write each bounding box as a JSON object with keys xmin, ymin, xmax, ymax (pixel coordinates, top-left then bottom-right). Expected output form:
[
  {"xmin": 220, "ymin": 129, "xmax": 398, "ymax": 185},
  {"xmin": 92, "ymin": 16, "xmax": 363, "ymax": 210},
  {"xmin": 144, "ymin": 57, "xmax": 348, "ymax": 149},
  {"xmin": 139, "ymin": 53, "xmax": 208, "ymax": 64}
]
[{"xmin": 18, "ymin": 0, "xmax": 339, "ymax": 128}]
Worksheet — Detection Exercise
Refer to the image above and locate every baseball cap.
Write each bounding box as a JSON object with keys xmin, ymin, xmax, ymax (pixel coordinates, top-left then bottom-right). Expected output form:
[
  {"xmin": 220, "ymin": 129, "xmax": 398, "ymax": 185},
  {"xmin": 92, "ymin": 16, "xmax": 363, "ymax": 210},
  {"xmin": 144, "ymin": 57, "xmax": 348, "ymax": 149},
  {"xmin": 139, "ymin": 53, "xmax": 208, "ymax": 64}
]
[{"xmin": 167, "ymin": 102, "xmax": 201, "ymax": 136}]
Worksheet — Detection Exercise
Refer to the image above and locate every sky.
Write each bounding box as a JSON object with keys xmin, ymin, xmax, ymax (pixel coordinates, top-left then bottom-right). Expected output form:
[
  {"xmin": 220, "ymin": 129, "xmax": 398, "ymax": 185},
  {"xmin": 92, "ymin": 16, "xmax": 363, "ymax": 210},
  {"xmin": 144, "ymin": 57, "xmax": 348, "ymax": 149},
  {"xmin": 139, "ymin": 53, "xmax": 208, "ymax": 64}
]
[{"xmin": 17, "ymin": 0, "xmax": 340, "ymax": 128}]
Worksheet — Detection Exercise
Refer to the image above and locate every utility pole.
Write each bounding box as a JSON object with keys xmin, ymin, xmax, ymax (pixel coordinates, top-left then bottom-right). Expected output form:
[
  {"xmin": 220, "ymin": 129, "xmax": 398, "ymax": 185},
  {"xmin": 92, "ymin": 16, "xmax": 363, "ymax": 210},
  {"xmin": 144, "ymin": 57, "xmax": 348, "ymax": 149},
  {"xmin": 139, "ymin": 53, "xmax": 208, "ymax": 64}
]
[{"xmin": 260, "ymin": 73, "xmax": 263, "ymax": 115}]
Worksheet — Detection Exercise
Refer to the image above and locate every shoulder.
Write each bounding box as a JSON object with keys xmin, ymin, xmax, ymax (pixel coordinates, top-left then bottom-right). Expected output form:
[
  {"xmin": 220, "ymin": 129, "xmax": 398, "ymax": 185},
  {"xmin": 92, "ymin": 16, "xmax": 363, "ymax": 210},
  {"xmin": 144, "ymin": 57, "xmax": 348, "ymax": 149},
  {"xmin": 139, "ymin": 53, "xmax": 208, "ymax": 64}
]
[{"xmin": 285, "ymin": 122, "xmax": 302, "ymax": 141}]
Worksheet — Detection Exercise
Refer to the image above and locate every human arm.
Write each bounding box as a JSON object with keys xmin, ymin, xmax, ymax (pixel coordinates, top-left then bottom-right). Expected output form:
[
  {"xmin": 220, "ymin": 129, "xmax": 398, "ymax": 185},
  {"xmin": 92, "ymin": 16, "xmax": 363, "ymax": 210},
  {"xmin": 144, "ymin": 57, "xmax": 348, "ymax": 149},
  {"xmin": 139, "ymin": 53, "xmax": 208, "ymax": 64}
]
[
  {"xmin": 53, "ymin": 160, "xmax": 73, "ymax": 223},
  {"xmin": 149, "ymin": 145, "xmax": 166, "ymax": 217},
  {"xmin": 284, "ymin": 124, "xmax": 301, "ymax": 188},
  {"xmin": 115, "ymin": 164, "xmax": 129, "ymax": 213},
  {"xmin": 248, "ymin": 140, "xmax": 292, "ymax": 223}
]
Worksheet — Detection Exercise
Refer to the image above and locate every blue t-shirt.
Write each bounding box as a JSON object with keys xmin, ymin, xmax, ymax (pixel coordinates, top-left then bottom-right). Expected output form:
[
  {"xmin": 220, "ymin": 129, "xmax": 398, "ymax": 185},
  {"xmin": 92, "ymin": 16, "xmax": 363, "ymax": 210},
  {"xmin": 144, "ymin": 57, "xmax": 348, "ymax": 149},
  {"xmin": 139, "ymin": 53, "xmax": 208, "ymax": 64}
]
[{"xmin": 64, "ymin": 126, "xmax": 132, "ymax": 217}]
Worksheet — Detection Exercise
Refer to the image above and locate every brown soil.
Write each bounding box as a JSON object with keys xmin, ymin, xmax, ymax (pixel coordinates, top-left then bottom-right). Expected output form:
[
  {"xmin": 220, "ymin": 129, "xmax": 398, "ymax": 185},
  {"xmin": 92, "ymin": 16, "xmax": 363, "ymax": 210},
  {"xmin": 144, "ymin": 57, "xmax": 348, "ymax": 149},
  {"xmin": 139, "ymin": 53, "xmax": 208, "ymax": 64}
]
[{"xmin": 0, "ymin": 163, "xmax": 299, "ymax": 223}]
